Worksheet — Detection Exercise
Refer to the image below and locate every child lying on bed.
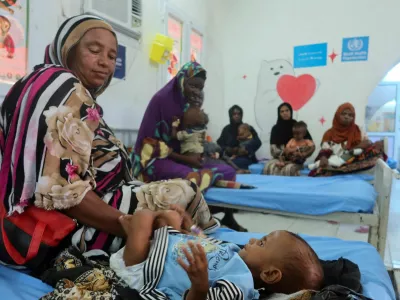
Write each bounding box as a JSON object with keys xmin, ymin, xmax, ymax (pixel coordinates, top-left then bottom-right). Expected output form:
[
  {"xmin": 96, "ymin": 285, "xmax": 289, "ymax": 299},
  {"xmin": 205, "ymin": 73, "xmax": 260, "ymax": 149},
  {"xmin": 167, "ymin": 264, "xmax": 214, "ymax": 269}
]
[
  {"xmin": 110, "ymin": 206, "xmax": 324, "ymax": 299},
  {"xmin": 276, "ymin": 121, "xmax": 315, "ymax": 168}
]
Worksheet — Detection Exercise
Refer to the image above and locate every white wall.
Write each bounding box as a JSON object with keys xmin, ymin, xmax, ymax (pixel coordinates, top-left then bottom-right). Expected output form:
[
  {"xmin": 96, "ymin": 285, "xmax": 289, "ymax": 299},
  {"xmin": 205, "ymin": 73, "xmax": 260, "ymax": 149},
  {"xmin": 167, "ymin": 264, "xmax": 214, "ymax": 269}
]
[
  {"xmin": 2, "ymin": 0, "xmax": 210, "ymax": 132},
  {"xmin": 204, "ymin": 0, "xmax": 400, "ymax": 158},
  {"xmin": 6, "ymin": 0, "xmax": 400, "ymax": 157}
]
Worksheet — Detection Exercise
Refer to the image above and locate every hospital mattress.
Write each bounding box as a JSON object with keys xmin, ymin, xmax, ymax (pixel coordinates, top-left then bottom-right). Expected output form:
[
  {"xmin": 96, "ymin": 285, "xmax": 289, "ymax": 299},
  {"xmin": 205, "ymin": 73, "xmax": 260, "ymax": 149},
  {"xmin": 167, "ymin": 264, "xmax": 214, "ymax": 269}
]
[
  {"xmin": 250, "ymin": 158, "xmax": 397, "ymax": 177},
  {"xmin": 0, "ymin": 228, "xmax": 394, "ymax": 299},
  {"xmin": 249, "ymin": 162, "xmax": 375, "ymax": 181},
  {"xmin": 206, "ymin": 174, "xmax": 376, "ymax": 215},
  {"xmin": 211, "ymin": 228, "xmax": 395, "ymax": 300}
]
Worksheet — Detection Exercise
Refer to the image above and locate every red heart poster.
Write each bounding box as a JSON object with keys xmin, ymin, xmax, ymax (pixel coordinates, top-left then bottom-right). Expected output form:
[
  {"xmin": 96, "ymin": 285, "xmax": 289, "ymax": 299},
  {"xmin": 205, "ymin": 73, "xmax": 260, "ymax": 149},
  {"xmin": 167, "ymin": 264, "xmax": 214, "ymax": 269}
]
[{"xmin": 277, "ymin": 74, "xmax": 317, "ymax": 111}]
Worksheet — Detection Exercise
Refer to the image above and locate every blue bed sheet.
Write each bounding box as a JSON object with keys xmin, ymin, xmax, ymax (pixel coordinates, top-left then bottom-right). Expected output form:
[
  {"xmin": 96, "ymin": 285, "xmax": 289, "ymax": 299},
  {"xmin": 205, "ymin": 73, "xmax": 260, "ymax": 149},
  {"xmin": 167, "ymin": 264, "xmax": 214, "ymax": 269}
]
[
  {"xmin": 0, "ymin": 265, "xmax": 52, "ymax": 299},
  {"xmin": 249, "ymin": 162, "xmax": 265, "ymax": 174},
  {"xmin": 205, "ymin": 174, "xmax": 376, "ymax": 215},
  {"xmin": 387, "ymin": 158, "xmax": 397, "ymax": 169},
  {"xmin": 211, "ymin": 228, "xmax": 395, "ymax": 300},
  {"xmin": 0, "ymin": 230, "xmax": 394, "ymax": 300}
]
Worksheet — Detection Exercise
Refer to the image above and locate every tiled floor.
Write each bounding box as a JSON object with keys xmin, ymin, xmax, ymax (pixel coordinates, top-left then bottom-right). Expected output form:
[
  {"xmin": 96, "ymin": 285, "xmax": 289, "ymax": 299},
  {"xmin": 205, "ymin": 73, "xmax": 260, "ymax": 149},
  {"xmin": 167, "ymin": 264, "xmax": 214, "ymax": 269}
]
[{"xmin": 216, "ymin": 175, "xmax": 400, "ymax": 270}]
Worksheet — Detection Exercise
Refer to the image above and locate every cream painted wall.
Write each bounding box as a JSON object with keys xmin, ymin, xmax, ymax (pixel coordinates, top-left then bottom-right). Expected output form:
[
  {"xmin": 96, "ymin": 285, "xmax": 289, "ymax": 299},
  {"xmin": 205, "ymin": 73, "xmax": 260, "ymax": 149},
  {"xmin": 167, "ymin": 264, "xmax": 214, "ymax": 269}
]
[{"xmin": 204, "ymin": 0, "xmax": 400, "ymax": 159}]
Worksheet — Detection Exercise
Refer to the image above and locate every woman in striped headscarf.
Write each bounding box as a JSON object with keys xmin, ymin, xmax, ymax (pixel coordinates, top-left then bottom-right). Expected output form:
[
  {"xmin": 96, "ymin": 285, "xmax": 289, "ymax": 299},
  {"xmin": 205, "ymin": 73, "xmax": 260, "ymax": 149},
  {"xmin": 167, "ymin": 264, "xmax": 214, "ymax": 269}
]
[{"xmin": 0, "ymin": 15, "xmax": 219, "ymax": 257}]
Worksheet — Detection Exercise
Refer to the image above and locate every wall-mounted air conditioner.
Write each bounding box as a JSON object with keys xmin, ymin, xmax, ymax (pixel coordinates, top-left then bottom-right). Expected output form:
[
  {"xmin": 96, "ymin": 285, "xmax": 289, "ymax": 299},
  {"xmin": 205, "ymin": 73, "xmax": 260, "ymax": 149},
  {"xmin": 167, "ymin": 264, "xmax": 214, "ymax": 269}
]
[{"xmin": 83, "ymin": 0, "xmax": 142, "ymax": 40}]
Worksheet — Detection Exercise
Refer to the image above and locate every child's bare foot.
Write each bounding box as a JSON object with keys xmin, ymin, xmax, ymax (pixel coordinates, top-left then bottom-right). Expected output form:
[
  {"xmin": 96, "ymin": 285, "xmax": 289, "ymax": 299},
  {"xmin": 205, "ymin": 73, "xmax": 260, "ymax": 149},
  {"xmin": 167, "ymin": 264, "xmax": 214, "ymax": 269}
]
[{"xmin": 276, "ymin": 161, "xmax": 285, "ymax": 168}]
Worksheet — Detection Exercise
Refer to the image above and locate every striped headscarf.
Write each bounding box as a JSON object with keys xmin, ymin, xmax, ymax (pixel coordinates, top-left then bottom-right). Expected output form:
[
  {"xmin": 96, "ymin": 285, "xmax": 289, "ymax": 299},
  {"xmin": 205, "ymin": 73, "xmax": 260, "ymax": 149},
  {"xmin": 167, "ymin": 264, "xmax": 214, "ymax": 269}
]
[
  {"xmin": 43, "ymin": 14, "xmax": 117, "ymax": 97},
  {"xmin": 0, "ymin": 15, "xmax": 117, "ymax": 215}
]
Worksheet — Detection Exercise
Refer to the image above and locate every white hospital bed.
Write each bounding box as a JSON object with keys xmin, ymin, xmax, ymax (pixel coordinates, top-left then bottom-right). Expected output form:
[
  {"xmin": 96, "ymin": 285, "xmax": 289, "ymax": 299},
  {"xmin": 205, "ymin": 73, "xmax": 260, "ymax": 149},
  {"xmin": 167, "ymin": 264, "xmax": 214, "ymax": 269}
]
[
  {"xmin": 206, "ymin": 159, "xmax": 396, "ymax": 260},
  {"xmin": 113, "ymin": 129, "xmax": 395, "ymax": 259}
]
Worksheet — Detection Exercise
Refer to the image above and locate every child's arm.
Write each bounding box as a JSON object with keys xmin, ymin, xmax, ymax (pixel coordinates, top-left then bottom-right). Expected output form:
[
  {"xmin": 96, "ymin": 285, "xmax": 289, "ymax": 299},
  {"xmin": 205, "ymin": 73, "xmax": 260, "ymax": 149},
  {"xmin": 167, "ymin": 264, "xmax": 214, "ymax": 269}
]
[
  {"xmin": 301, "ymin": 141, "xmax": 316, "ymax": 158},
  {"xmin": 283, "ymin": 140, "xmax": 295, "ymax": 155},
  {"xmin": 120, "ymin": 210, "xmax": 160, "ymax": 266}
]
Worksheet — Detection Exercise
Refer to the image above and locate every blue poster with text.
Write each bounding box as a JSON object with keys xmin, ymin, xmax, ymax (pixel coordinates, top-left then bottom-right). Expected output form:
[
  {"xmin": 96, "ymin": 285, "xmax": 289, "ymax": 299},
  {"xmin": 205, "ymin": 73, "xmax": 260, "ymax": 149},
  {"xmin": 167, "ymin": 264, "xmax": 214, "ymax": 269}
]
[
  {"xmin": 114, "ymin": 45, "xmax": 126, "ymax": 79},
  {"xmin": 293, "ymin": 43, "xmax": 327, "ymax": 68},
  {"xmin": 341, "ymin": 36, "xmax": 369, "ymax": 62}
]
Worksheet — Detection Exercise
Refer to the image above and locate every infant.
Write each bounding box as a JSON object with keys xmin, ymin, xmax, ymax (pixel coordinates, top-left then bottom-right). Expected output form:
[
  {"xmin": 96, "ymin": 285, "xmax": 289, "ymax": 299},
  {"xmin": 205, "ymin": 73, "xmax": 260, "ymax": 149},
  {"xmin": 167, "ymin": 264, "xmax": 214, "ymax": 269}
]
[
  {"xmin": 308, "ymin": 142, "xmax": 363, "ymax": 170},
  {"xmin": 276, "ymin": 121, "xmax": 315, "ymax": 168},
  {"xmin": 172, "ymin": 105, "xmax": 208, "ymax": 155},
  {"xmin": 231, "ymin": 123, "xmax": 255, "ymax": 159}
]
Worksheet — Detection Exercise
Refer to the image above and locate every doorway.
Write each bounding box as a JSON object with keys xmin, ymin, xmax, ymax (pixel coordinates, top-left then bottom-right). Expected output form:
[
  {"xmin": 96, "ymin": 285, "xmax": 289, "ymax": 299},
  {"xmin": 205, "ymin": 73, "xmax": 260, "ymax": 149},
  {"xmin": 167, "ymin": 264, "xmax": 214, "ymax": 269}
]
[
  {"xmin": 366, "ymin": 63, "xmax": 400, "ymax": 168},
  {"xmin": 366, "ymin": 83, "xmax": 398, "ymax": 162}
]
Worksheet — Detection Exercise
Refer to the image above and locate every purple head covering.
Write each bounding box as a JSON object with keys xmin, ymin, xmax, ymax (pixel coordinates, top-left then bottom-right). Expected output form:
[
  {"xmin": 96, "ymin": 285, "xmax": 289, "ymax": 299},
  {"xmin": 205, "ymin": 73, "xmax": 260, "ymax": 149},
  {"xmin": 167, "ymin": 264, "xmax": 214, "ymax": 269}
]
[{"xmin": 133, "ymin": 61, "xmax": 206, "ymax": 176}]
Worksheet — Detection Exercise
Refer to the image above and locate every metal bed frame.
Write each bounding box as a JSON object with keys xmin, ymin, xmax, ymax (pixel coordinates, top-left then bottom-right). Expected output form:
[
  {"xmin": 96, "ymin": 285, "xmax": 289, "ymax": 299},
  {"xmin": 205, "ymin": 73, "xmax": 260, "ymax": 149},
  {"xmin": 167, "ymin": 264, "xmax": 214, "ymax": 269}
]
[{"xmin": 208, "ymin": 159, "xmax": 395, "ymax": 259}]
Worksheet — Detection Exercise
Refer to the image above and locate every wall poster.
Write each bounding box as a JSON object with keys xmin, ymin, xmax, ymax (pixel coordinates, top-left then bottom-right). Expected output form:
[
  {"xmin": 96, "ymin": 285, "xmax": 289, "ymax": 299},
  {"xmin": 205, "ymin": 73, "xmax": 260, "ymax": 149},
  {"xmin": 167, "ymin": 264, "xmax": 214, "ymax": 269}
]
[{"xmin": 0, "ymin": 0, "xmax": 29, "ymax": 85}]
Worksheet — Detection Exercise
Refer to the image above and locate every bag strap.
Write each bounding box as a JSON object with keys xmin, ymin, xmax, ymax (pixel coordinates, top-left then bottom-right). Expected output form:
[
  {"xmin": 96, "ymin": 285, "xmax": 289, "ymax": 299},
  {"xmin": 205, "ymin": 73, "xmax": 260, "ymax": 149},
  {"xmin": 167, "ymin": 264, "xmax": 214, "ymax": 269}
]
[
  {"xmin": 1, "ymin": 217, "xmax": 46, "ymax": 264},
  {"xmin": 0, "ymin": 71, "xmax": 43, "ymax": 264}
]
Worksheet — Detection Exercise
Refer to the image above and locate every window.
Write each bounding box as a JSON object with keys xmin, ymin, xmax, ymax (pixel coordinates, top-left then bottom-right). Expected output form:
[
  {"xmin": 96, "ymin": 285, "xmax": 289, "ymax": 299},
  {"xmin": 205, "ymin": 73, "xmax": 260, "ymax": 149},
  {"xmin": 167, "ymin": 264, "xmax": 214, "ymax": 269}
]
[
  {"xmin": 365, "ymin": 84, "xmax": 399, "ymax": 159},
  {"xmin": 365, "ymin": 85, "xmax": 396, "ymax": 133},
  {"xmin": 167, "ymin": 16, "xmax": 183, "ymax": 81},
  {"xmin": 190, "ymin": 29, "xmax": 203, "ymax": 63},
  {"xmin": 163, "ymin": 5, "xmax": 205, "ymax": 83}
]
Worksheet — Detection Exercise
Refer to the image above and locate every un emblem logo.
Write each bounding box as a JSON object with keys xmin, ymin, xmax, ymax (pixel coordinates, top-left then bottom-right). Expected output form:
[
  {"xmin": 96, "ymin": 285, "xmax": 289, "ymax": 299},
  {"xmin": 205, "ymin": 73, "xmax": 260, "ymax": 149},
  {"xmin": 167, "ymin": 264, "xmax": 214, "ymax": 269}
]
[{"xmin": 347, "ymin": 38, "xmax": 363, "ymax": 51}]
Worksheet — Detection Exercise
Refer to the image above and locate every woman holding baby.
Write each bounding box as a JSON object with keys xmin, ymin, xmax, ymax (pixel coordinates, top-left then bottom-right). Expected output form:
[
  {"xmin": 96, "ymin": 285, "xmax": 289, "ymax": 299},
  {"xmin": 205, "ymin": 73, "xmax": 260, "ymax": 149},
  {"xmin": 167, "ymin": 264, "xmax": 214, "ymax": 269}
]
[
  {"xmin": 309, "ymin": 103, "xmax": 386, "ymax": 177},
  {"xmin": 133, "ymin": 62, "xmax": 236, "ymax": 190},
  {"xmin": 263, "ymin": 103, "xmax": 314, "ymax": 176},
  {"xmin": 133, "ymin": 61, "xmax": 247, "ymax": 231},
  {"xmin": 217, "ymin": 105, "xmax": 262, "ymax": 170}
]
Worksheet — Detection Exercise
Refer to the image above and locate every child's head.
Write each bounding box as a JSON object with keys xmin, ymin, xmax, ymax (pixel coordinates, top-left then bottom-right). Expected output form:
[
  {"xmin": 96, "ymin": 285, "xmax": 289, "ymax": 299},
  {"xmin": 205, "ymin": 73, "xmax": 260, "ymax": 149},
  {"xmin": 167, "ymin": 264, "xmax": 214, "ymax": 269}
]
[
  {"xmin": 292, "ymin": 121, "xmax": 307, "ymax": 141},
  {"xmin": 237, "ymin": 123, "xmax": 252, "ymax": 141},
  {"xmin": 239, "ymin": 230, "xmax": 324, "ymax": 294},
  {"xmin": 183, "ymin": 106, "xmax": 208, "ymax": 129}
]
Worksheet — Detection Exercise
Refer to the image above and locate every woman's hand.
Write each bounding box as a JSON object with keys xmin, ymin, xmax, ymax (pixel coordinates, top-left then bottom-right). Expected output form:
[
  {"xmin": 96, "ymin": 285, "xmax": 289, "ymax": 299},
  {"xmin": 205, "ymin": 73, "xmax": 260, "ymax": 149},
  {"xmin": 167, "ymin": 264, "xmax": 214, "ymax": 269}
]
[
  {"xmin": 320, "ymin": 156, "xmax": 329, "ymax": 168},
  {"xmin": 169, "ymin": 204, "xmax": 194, "ymax": 233},
  {"xmin": 183, "ymin": 154, "xmax": 203, "ymax": 168},
  {"xmin": 283, "ymin": 147, "xmax": 292, "ymax": 155},
  {"xmin": 169, "ymin": 152, "xmax": 202, "ymax": 168},
  {"xmin": 178, "ymin": 242, "xmax": 209, "ymax": 296},
  {"xmin": 153, "ymin": 210, "xmax": 182, "ymax": 231}
]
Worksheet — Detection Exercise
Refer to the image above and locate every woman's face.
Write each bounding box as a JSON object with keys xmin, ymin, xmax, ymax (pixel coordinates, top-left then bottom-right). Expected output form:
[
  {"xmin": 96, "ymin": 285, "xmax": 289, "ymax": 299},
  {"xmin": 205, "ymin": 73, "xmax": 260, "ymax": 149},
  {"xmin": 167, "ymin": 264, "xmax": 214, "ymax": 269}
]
[
  {"xmin": 339, "ymin": 108, "xmax": 354, "ymax": 127},
  {"xmin": 184, "ymin": 76, "xmax": 205, "ymax": 107},
  {"xmin": 231, "ymin": 109, "xmax": 242, "ymax": 124},
  {"xmin": 68, "ymin": 28, "xmax": 117, "ymax": 90},
  {"xmin": 280, "ymin": 105, "xmax": 291, "ymax": 120}
]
